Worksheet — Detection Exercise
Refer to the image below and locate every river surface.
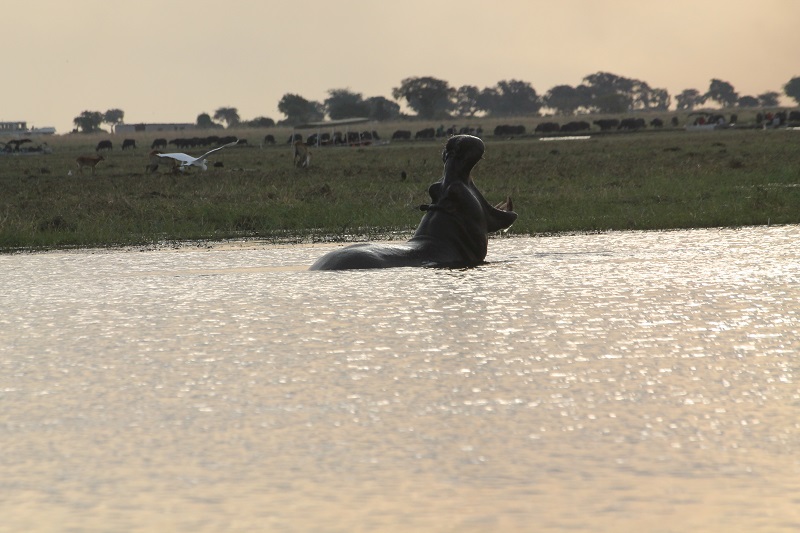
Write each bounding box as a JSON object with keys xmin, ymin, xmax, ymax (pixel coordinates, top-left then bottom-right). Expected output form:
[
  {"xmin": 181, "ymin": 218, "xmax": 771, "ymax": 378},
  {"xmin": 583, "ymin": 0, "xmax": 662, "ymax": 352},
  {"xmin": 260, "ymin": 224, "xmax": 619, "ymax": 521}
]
[{"xmin": 1, "ymin": 226, "xmax": 799, "ymax": 532}]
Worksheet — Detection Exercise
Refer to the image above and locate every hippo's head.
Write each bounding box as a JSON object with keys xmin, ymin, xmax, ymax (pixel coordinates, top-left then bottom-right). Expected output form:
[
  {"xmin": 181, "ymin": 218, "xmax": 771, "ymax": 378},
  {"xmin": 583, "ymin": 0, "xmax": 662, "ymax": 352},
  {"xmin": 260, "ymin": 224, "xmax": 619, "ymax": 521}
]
[{"xmin": 415, "ymin": 135, "xmax": 517, "ymax": 263}]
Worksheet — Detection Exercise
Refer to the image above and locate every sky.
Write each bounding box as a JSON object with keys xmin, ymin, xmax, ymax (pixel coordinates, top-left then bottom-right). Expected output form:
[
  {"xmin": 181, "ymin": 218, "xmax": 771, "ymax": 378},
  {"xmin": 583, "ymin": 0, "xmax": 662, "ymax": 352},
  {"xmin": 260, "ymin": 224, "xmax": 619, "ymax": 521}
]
[{"xmin": 5, "ymin": 0, "xmax": 799, "ymax": 134}]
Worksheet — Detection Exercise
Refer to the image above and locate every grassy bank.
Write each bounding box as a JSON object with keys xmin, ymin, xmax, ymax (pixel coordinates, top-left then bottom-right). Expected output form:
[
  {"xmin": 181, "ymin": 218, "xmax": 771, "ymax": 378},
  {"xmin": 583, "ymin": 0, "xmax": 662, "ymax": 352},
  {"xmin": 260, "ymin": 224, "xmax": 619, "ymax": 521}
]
[{"xmin": 1, "ymin": 126, "xmax": 799, "ymax": 251}]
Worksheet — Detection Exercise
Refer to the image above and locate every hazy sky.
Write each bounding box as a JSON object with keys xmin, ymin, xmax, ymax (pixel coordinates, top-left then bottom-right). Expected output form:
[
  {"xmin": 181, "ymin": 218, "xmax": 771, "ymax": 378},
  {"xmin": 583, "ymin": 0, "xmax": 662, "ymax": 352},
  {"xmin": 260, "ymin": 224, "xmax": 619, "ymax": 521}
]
[{"xmin": 6, "ymin": 0, "xmax": 799, "ymax": 133}]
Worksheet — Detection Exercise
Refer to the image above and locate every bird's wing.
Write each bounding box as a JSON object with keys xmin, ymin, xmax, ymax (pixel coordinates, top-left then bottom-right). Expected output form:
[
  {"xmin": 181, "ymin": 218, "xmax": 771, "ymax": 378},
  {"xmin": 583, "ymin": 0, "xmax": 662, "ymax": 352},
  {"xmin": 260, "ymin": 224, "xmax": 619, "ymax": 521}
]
[
  {"xmin": 157, "ymin": 153, "xmax": 195, "ymax": 164},
  {"xmin": 196, "ymin": 139, "xmax": 239, "ymax": 161}
]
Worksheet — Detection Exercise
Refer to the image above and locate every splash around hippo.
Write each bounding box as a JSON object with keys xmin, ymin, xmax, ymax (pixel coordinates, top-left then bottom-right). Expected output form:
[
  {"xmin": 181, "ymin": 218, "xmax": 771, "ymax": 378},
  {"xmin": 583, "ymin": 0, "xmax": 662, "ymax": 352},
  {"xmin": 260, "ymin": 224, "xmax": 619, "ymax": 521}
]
[{"xmin": 309, "ymin": 135, "xmax": 517, "ymax": 270}]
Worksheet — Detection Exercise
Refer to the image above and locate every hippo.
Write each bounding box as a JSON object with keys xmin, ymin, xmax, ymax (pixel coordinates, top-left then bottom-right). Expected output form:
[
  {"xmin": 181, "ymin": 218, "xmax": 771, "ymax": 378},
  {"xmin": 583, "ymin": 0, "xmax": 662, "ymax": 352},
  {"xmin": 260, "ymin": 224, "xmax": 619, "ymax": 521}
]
[{"xmin": 309, "ymin": 135, "xmax": 517, "ymax": 270}]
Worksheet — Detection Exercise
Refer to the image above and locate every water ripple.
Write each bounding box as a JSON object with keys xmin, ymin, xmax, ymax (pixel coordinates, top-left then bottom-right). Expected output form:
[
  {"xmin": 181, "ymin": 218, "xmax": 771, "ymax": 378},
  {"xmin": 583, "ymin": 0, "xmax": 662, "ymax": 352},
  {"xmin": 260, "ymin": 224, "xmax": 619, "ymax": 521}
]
[{"xmin": 1, "ymin": 225, "xmax": 799, "ymax": 531}]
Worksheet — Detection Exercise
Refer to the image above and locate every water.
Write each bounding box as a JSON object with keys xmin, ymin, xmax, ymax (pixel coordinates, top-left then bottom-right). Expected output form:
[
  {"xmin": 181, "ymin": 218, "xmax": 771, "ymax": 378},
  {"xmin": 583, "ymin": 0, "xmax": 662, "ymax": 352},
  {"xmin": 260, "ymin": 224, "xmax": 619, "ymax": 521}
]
[{"xmin": 1, "ymin": 226, "xmax": 799, "ymax": 532}]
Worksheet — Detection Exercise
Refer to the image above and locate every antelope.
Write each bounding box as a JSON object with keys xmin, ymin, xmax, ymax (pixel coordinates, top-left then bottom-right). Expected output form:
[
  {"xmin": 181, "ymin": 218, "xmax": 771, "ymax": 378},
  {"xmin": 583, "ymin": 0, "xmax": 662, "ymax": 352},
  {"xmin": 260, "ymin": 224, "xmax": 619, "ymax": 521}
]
[
  {"xmin": 293, "ymin": 141, "xmax": 311, "ymax": 168},
  {"xmin": 76, "ymin": 154, "xmax": 104, "ymax": 174}
]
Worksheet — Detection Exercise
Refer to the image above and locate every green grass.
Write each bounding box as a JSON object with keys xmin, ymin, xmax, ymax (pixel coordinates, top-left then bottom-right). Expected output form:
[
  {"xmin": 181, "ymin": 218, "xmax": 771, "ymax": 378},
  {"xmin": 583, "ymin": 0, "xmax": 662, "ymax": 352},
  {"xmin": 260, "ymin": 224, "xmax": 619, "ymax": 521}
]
[
  {"xmin": 2, "ymin": 124, "xmax": 799, "ymax": 252},
  {"xmin": 493, "ymin": 129, "xmax": 800, "ymax": 232}
]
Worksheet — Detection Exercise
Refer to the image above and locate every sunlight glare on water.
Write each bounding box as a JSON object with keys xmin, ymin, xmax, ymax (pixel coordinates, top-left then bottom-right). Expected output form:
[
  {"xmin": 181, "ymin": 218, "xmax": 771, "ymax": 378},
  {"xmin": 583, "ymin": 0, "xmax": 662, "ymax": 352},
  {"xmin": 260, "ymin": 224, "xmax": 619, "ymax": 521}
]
[{"xmin": 1, "ymin": 226, "xmax": 799, "ymax": 532}]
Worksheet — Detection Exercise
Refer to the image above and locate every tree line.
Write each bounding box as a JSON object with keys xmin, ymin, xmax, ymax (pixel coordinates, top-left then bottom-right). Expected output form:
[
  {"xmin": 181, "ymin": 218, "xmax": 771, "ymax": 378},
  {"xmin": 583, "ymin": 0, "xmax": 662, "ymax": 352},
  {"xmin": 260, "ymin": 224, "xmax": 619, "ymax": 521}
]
[{"xmin": 72, "ymin": 72, "xmax": 800, "ymax": 132}]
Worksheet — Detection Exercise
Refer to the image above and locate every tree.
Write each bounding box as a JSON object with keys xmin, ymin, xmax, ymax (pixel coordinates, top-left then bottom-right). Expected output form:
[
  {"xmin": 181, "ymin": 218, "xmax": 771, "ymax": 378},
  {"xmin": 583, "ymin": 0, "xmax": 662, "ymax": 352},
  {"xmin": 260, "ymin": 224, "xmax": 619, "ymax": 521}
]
[
  {"xmin": 72, "ymin": 110, "xmax": 104, "ymax": 133},
  {"xmin": 213, "ymin": 107, "xmax": 240, "ymax": 128},
  {"xmin": 392, "ymin": 76, "xmax": 454, "ymax": 119},
  {"xmin": 703, "ymin": 79, "xmax": 738, "ymax": 107},
  {"xmin": 277, "ymin": 93, "xmax": 324, "ymax": 125},
  {"xmin": 647, "ymin": 87, "xmax": 671, "ymax": 111},
  {"xmin": 324, "ymin": 89, "xmax": 370, "ymax": 120},
  {"xmin": 628, "ymin": 82, "xmax": 671, "ymax": 111},
  {"xmin": 244, "ymin": 117, "xmax": 276, "ymax": 128},
  {"xmin": 783, "ymin": 76, "xmax": 800, "ymax": 105},
  {"xmin": 583, "ymin": 71, "xmax": 635, "ymax": 93},
  {"xmin": 630, "ymin": 80, "xmax": 654, "ymax": 109},
  {"xmin": 576, "ymin": 71, "xmax": 668, "ymax": 112},
  {"xmin": 453, "ymin": 85, "xmax": 482, "ymax": 117},
  {"xmin": 483, "ymin": 80, "xmax": 541, "ymax": 116},
  {"xmin": 758, "ymin": 91, "xmax": 780, "ymax": 107},
  {"xmin": 737, "ymin": 96, "xmax": 759, "ymax": 108},
  {"xmin": 477, "ymin": 87, "xmax": 499, "ymax": 115},
  {"xmin": 582, "ymin": 71, "xmax": 636, "ymax": 110},
  {"xmin": 592, "ymin": 92, "xmax": 630, "ymax": 114},
  {"xmin": 196, "ymin": 113, "xmax": 222, "ymax": 129},
  {"xmin": 676, "ymin": 89, "xmax": 703, "ymax": 110},
  {"xmin": 544, "ymin": 84, "xmax": 586, "ymax": 114},
  {"xmin": 365, "ymin": 96, "xmax": 401, "ymax": 121},
  {"xmin": 103, "ymin": 109, "xmax": 124, "ymax": 132}
]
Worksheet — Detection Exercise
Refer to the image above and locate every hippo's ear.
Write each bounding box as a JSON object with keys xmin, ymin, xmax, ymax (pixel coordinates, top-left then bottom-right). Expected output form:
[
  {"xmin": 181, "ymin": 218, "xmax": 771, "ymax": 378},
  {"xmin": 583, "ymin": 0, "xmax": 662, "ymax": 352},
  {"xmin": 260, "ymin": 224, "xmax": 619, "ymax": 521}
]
[
  {"xmin": 427, "ymin": 181, "xmax": 444, "ymax": 203},
  {"xmin": 486, "ymin": 197, "xmax": 517, "ymax": 233}
]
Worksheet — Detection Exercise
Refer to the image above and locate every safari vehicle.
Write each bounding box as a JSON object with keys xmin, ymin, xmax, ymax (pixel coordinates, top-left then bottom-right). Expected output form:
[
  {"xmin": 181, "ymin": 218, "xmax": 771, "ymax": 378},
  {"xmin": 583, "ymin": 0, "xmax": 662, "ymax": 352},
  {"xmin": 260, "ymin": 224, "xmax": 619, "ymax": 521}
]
[{"xmin": 685, "ymin": 111, "xmax": 732, "ymax": 131}]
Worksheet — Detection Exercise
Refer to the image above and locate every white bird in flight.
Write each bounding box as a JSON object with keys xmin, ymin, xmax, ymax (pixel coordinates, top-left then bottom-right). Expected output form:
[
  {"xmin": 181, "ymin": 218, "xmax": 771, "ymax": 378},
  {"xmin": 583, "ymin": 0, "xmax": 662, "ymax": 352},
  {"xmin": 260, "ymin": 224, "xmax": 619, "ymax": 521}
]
[{"xmin": 156, "ymin": 139, "xmax": 239, "ymax": 171}]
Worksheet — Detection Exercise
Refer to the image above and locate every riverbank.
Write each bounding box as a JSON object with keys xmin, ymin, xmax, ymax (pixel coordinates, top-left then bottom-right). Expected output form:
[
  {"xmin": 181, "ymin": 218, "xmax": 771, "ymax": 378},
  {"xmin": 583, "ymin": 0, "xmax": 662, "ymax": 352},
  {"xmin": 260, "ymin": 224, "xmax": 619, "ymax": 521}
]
[{"xmin": 2, "ymin": 127, "xmax": 798, "ymax": 252}]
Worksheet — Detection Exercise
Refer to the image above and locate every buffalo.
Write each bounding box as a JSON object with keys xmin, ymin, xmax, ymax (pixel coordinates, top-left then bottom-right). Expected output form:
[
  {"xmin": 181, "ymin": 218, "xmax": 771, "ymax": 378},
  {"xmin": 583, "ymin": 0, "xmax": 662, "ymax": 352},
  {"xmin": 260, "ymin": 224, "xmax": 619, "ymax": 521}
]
[
  {"xmin": 535, "ymin": 122, "xmax": 560, "ymax": 134},
  {"xmin": 96, "ymin": 140, "xmax": 112, "ymax": 151},
  {"xmin": 391, "ymin": 130, "xmax": 411, "ymax": 141},
  {"xmin": 493, "ymin": 124, "xmax": 525, "ymax": 137},
  {"xmin": 4, "ymin": 139, "xmax": 32, "ymax": 152},
  {"xmin": 593, "ymin": 119, "xmax": 620, "ymax": 131},
  {"xmin": 618, "ymin": 118, "xmax": 646, "ymax": 130},
  {"xmin": 122, "ymin": 139, "xmax": 137, "ymax": 150},
  {"xmin": 458, "ymin": 126, "xmax": 482, "ymax": 137},
  {"xmin": 168, "ymin": 138, "xmax": 191, "ymax": 149},
  {"xmin": 560, "ymin": 121, "xmax": 590, "ymax": 133}
]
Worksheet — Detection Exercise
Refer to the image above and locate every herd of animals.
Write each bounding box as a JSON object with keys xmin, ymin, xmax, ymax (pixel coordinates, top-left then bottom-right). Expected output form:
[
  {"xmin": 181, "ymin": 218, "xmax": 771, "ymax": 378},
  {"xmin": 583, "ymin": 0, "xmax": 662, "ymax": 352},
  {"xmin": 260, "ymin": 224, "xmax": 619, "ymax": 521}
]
[
  {"xmin": 27, "ymin": 116, "xmax": 799, "ymax": 268},
  {"xmin": 68, "ymin": 109, "xmax": 800, "ymax": 175},
  {"xmin": 28, "ymin": 108, "xmax": 799, "ymax": 270}
]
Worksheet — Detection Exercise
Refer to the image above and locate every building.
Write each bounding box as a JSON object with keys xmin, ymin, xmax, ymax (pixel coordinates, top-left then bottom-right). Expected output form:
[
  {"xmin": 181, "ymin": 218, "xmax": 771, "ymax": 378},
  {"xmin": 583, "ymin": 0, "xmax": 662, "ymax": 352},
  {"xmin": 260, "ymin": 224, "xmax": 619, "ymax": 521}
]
[
  {"xmin": 0, "ymin": 121, "xmax": 28, "ymax": 134},
  {"xmin": 0, "ymin": 122, "xmax": 56, "ymax": 135}
]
